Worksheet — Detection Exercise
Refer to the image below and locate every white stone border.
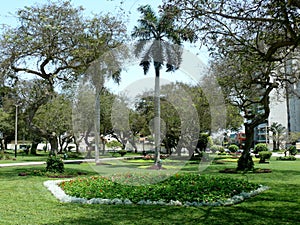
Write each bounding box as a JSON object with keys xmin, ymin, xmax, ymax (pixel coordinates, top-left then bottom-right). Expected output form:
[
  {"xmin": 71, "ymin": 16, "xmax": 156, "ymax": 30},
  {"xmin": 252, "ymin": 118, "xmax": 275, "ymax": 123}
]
[{"xmin": 44, "ymin": 180, "xmax": 269, "ymax": 207}]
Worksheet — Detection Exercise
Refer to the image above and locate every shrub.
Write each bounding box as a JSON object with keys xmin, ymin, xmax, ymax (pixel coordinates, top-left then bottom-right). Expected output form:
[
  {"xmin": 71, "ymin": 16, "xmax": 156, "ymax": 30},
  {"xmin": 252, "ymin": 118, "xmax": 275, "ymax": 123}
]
[
  {"xmin": 66, "ymin": 152, "xmax": 83, "ymax": 159},
  {"xmin": 106, "ymin": 140, "xmax": 122, "ymax": 150},
  {"xmin": 258, "ymin": 151, "xmax": 272, "ymax": 163},
  {"xmin": 276, "ymin": 156, "xmax": 296, "ymax": 161},
  {"xmin": 197, "ymin": 133, "xmax": 210, "ymax": 151},
  {"xmin": 218, "ymin": 152, "xmax": 227, "ymax": 155},
  {"xmin": 118, "ymin": 150, "xmax": 127, "ymax": 157},
  {"xmin": 228, "ymin": 144, "xmax": 239, "ymax": 153},
  {"xmin": 46, "ymin": 156, "xmax": 64, "ymax": 173},
  {"xmin": 288, "ymin": 145, "xmax": 297, "ymax": 156},
  {"xmin": 210, "ymin": 145, "xmax": 224, "ymax": 153},
  {"xmin": 0, "ymin": 152, "xmax": 10, "ymax": 160},
  {"xmin": 254, "ymin": 143, "xmax": 269, "ymax": 154},
  {"xmin": 0, "ymin": 151, "xmax": 4, "ymax": 160}
]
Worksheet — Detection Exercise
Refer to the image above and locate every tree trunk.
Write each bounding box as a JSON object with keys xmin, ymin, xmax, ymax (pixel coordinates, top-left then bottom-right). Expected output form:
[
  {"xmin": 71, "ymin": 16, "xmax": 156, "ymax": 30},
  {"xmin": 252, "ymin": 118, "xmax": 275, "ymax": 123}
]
[
  {"xmin": 276, "ymin": 138, "xmax": 280, "ymax": 150},
  {"xmin": 128, "ymin": 136, "xmax": 138, "ymax": 153},
  {"xmin": 237, "ymin": 123, "xmax": 254, "ymax": 171},
  {"xmin": 86, "ymin": 146, "xmax": 93, "ymax": 159},
  {"xmin": 273, "ymin": 135, "xmax": 277, "ymax": 150},
  {"xmin": 74, "ymin": 135, "xmax": 83, "ymax": 153},
  {"xmin": 94, "ymin": 88, "xmax": 100, "ymax": 163},
  {"xmin": 75, "ymin": 142, "xmax": 79, "ymax": 153},
  {"xmin": 154, "ymin": 67, "xmax": 161, "ymax": 165},
  {"xmin": 58, "ymin": 136, "xmax": 64, "ymax": 154},
  {"xmin": 164, "ymin": 141, "xmax": 171, "ymax": 155},
  {"xmin": 0, "ymin": 139, "xmax": 4, "ymax": 151},
  {"xmin": 49, "ymin": 133, "xmax": 58, "ymax": 156},
  {"xmin": 30, "ymin": 139, "xmax": 39, "ymax": 155},
  {"xmin": 84, "ymin": 129, "xmax": 93, "ymax": 158}
]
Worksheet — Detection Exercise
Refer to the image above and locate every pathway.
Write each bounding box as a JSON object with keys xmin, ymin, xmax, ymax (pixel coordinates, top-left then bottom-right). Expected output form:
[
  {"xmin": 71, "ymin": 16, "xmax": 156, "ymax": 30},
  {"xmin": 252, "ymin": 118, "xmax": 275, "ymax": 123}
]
[{"xmin": 0, "ymin": 156, "xmax": 143, "ymax": 168}]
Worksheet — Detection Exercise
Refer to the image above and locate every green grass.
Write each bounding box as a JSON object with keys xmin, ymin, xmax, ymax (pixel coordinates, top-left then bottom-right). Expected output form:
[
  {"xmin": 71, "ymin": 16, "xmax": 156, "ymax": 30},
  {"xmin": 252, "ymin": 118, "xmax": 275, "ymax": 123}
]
[
  {"xmin": 0, "ymin": 150, "xmax": 49, "ymax": 163},
  {"xmin": 0, "ymin": 157, "xmax": 299, "ymax": 224},
  {"xmin": 0, "ymin": 150, "xmax": 138, "ymax": 164}
]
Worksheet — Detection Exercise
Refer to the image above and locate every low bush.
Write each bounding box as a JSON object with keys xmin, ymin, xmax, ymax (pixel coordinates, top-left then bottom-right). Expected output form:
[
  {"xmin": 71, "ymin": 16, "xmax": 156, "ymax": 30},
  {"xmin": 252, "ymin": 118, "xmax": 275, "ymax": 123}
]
[
  {"xmin": 0, "ymin": 151, "xmax": 11, "ymax": 160},
  {"xmin": 259, "ymin": 151, "xmax": 272, "ymax": 163},
  {"xmin": 218, "ymin": 152, "xmax": 227, "ymax": 155},
  {"xmin": 254, "ymin": 143, "xmax": 269, "ymax": 154},
  {"xmin": 276, "ymin": 156, "xmax": 296, "ymax": 161},
  {"xmin": 210, "ymin": 145, "xmax": 224, "ymax": 153},
  {"xmin": 118, "ymin": 150, "xmax": 127, "ymax": 157},
  {"xmin": 46, "ymin": 156, "xmax": 64, "ymax": 173},
  {"xmin": 66, "ymin": 152, "xmax": 84, "ymax": 159},
  {"xmin": 60, "ymin": 173, "xmax": 260, "ymax": 204},
  {"xmin": 228, "ymin": 144, "xmax": 239, "ymax": 153},
  {"xmin": 288, "ymin": 145, "xmax": 297, "ymax": 156},
  {"xmin": 106, "ymin": 140, "xmax": 122, "ymax": 151}
]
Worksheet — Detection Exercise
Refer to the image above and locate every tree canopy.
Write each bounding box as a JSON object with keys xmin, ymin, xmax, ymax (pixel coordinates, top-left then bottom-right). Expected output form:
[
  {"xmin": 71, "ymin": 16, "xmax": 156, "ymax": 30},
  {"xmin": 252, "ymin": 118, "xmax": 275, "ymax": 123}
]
[
  {"xmin": 163, "ymin": 0, "xmax": 300, "ymax": 62},
  {"xmin": 0, "ymin": 0, "xmax": 127, "ymax": 89},
  {"xmin": 0, "ymin": 0, "xmax": 127, "ymax": 154},
  {"xmin": 162, "ymin": 0, "xmax": 300, "ymax": 170}
]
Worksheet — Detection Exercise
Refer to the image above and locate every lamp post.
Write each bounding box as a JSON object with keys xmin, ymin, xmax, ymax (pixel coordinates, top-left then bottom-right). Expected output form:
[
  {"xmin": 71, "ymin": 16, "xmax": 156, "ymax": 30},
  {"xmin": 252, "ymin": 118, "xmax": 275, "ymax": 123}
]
[{"xmin": 14, "ymin": 104, "xmax": 18, "ymax": 158}]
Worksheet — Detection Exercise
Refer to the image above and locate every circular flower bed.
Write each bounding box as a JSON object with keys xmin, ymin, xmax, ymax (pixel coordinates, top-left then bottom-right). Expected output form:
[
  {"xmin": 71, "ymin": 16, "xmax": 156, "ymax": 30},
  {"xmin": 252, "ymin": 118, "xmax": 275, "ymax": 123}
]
[{"xmin": 44, "ymin": 173, "xmax": 269, "ymax": 207}]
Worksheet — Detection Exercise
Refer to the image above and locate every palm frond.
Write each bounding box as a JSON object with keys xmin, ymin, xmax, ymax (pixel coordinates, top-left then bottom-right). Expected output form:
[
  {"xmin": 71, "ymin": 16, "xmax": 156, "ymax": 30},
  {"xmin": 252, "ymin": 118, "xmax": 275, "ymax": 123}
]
[
  {"xmin": 164, "ymin": 43, "xmax": 183, "ymax": 72},
  {"xmin": 132, "ymin": 5, "xmax": 184, "ymax": 75},
  {"xmin": 139, "ymin": 61, "xmax": 150, "ymax": 75},
  {"xmin": 111, "ymin": 69, "xmax": 121, "ymax": 84},
  {"xmin": 137, "ymin": 5, "xmax": 158, "ymax": 24},
  {"xmin": 133, "ymin": 41, "xmax": 147, "ymax": 58},
  {"xmin": 138, "ymin": 18, "xmax": 157, "ymax": 34},
  {"xmin": 132, "ymin": 26, "xmax": 153, "ymax": 40}
]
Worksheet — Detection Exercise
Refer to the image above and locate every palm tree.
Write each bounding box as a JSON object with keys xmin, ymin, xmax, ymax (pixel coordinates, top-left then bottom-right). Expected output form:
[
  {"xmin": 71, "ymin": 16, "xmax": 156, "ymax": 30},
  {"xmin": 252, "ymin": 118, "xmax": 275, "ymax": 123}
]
[
  {"xmin": 85, "ymin": 54, "xmax": 122, "ymax": 163},
  {"xmin": 270, "ymin": 122, "xmax": 286, "ymax": 150},
  {"xmin": 132, "ymin": 5, "xmax": 183, "ymax": 166}
]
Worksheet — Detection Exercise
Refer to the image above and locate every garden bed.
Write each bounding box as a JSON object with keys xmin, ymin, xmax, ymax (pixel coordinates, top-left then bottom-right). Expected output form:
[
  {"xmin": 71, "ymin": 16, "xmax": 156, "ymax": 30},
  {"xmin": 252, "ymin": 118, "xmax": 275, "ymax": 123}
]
[{"xmin": 44, "ymin": 173, "xmax": 269, "ymax": 207}]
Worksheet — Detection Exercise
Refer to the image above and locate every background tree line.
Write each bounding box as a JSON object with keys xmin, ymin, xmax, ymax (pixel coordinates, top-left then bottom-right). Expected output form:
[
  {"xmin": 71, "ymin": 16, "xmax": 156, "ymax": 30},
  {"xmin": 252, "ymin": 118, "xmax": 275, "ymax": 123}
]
[{"xmin": 1, "ymin": 0, "xmax": 299, "ymax": 171}]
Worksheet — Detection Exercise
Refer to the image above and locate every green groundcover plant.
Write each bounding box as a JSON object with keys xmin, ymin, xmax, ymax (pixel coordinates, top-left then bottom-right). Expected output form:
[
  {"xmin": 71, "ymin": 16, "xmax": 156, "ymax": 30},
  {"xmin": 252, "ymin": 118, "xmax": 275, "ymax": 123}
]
[{"xmin": 59, "ymin": 173, "xmax": 260, "ymax": 204}]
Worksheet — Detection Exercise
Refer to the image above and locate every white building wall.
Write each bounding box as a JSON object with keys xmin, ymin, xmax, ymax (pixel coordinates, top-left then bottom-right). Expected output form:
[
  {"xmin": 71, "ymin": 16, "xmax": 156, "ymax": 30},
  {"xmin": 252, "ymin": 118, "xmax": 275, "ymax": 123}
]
[{"xmin": 269, "ymin": 88, "xmax": 288, "ymax": 129}]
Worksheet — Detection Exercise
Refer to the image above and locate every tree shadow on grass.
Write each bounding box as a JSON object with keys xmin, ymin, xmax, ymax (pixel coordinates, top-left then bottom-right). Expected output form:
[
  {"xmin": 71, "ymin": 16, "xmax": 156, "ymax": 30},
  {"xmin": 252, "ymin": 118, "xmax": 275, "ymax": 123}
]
[
  {"xmin": 40, "ymin": 204, "xmax": 215, "ymax": 225},
  {"xmin": 0, "ymin": 166, "xmax": 97, "ymax": 181},
  {"xmin": 39, "ymin": 198, "xmax": 300, "ymax": 225}
]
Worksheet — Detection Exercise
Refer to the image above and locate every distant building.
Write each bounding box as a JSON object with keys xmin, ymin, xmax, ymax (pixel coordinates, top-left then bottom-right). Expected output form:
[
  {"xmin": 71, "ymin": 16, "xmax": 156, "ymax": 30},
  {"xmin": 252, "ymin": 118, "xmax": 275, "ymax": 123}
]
[
  {"xmin": 288, "ymin": 82, "xmax": 300, "ymax": 133},
  {"xmin": 253, "ymin": 79, "xmax": 300, "ymax": 148},
  {"xmin": 254, "ymin": 122, "xmax": 268, "ymax": 144}
]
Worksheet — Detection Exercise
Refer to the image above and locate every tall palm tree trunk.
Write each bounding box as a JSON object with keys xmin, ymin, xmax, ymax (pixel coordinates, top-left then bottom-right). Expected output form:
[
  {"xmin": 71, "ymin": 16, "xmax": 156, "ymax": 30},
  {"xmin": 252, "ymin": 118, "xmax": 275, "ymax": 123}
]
[
  {"xmin": 154, "ymin": 67, "xmax": 161, "ymax": 164},
  {"xmin": 94, "ymin": 88, "xmax": 100, "ymax": 163}
]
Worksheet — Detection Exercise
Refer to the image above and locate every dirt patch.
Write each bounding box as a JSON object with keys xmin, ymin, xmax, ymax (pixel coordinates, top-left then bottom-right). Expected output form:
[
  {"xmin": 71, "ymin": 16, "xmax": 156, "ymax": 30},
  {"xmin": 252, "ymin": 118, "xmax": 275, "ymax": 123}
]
[
  {"xmin": 18, "ymin": 172, "xmax": 28, "ymax": 176},
  {"xmin": 47, "ymin": 175, "xmax": 74, "ymax": 178},
  {"xmin": 147, "ymin": 164, "xmax": 166, "ymax": 170},
  {"xmin": 95, "ymin": 162, "xmax": 112, "ymax": 166}
]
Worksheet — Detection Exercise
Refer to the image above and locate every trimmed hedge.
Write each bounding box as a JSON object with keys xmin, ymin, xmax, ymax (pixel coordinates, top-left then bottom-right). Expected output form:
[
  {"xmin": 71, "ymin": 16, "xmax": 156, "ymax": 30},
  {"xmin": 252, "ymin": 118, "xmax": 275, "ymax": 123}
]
[
  {"xmin": 276, "ymin": 156, "xmax": 296, "ymax": 161},
  {"xmin": 46, "ymin": 156, "xmax": 64, "ymax": 173},
  {"xmin": 258, "ymin": 151, "xmax": 272, "ymax": 163},
  {"xmin": 228, "ymin": 144, "xmax": 239, "ymax": 153},
  {"xmin": 254, "ymin": 143, "xmax": 269, "ymax": 154},
  {"xmin": 210, "ymin": 145, "xmax": 225, "ymax": 153}
]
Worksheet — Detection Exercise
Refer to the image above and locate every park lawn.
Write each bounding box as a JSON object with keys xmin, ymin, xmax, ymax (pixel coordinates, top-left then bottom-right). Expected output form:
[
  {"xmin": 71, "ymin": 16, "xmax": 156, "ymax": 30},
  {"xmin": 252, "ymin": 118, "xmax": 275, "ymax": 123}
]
[
  {"xmin": 0, "ymin": 157, "xmax": 299, "ymax": 225},
  {"xmin": 0, "ymin": 150, "xmax": 136, "ymax": 164},
  {"xmin": 0, "ymin": 150, "xmax": 49, "ymax": 163}
]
